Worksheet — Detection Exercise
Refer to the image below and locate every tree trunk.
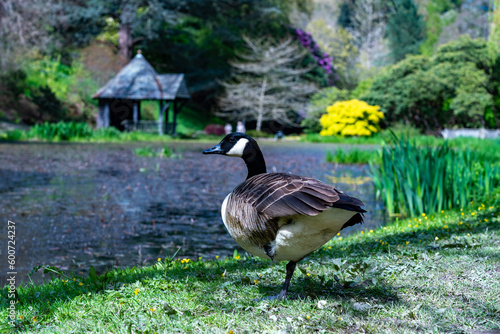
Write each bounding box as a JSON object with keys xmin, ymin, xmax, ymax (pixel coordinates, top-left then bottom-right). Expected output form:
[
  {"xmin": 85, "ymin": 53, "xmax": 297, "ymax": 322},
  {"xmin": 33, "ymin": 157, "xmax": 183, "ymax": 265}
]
[
  {"xmin": 118, "ymin": 3, "xmax": 136, "ymax": 64},
  {"xmin": 118, "ymin": 23, "xmax": 133, "ymax": 63},
  {"xmin": 256, "ymin": 77, "xmax": 267, "ymax": 132}
]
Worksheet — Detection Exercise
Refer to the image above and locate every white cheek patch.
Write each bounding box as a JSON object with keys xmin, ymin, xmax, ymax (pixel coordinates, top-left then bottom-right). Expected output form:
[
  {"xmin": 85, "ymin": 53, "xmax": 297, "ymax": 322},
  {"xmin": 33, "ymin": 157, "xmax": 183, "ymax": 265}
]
[{"xmin": 226, "ymin": 138, "xmax": 249, "ymax": 157}]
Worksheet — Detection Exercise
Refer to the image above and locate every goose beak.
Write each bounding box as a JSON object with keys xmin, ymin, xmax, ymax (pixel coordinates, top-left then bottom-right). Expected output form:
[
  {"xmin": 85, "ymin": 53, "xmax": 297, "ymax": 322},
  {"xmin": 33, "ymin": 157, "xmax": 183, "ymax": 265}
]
[{"xmin": 203, "ymin": 143, "xmax": 225, "ymax": 155}]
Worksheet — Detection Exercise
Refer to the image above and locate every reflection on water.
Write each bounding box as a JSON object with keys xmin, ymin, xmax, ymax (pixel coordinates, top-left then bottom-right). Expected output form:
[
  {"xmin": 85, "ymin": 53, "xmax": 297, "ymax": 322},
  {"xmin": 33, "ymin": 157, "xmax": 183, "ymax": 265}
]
[
  {"xmin": 328, "ymin": 174, "xmax": 372, "ymax": 186},
  {"xmin": 0, "ymin": 141, "xmax": 385, "ymax": 284},
  {"xmin": 326, "ymin": 167, "xmax": 385, "ymax": 232}
]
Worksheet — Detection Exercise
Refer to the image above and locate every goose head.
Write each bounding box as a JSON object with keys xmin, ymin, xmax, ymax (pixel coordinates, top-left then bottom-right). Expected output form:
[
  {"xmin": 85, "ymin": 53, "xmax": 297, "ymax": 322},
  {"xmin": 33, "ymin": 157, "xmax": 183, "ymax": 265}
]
[
  {"xmin": 202, "ymin": 132, "xmax": 255, "ymax": 157},
  {"xmin": 203, "ymin": 132, "xmax": 267, "ymax": 179}
]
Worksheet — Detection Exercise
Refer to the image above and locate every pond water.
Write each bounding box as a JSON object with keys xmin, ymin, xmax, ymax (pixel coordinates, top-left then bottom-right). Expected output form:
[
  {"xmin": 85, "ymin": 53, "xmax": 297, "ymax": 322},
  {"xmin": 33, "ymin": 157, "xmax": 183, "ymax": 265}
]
[{"xmin": 0, "ymin": 141, "xmax": 385, "ymax": 284}]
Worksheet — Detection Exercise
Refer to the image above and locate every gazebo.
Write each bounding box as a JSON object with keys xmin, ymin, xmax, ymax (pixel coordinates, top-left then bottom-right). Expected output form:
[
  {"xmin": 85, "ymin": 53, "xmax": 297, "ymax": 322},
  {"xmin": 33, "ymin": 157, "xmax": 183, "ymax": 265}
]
[{"xmin": 93, "ymin": 51, "xmax": 190, "ymax": 135}]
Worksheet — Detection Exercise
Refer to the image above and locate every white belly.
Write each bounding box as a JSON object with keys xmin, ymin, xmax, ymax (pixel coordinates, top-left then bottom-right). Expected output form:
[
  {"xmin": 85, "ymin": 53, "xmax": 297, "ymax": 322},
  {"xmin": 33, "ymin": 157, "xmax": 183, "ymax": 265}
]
[
  {"xmin": 273, "ymin": 208, "xmax": 356, "ymax": 262},
  {"xmin": 221, "ymin": 194, "xmax": 230, "ymax": 227},
  {"xmin": 221, "ymin": 194, "xmax": 357, "ymax": 262}
]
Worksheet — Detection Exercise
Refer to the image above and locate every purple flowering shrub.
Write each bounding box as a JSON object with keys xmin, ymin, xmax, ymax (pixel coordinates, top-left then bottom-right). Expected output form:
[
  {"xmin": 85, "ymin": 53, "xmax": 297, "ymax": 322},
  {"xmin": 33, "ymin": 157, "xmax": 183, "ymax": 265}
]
[{"xmin": 293, "ymin": 28, "xmax": 334, "ymax": 74}]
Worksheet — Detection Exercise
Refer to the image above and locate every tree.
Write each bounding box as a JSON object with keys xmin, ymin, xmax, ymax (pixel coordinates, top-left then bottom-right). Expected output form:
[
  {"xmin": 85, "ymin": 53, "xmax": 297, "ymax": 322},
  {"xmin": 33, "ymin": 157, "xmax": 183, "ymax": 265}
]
[
  {"xmin": 490, "ymin": 0, "xmax": 500, "ymax": 47},
  {"xmin": 386, "ymin": 0, "xmax": 425, "ymax": 63},
  {"xmin": 337, "ymin": 0, "xmax": 354, "ymax": 29},
  {"xmin": 54, "ymin": 0, "xmax": 311, "ymax": 64},
  {"xmin": 349, "ymin": 0, "xmax": 388, "ymax": 69},
  {"xmin": 419, "ymin": 0, "xmax": 460, "ymax": 56},
  {"xmin": 362, "ymin": 36, "xmax": 500, "ymax": 130},
  {"xmin": 217, "ymin": 36, "xmax": 318, "ymax": 131},
  {"xmin": 53, "ymin": 0, "xmax": 180, "ymax": 65},
  {"xmin": 306, "ymin": 19, "xmax": 359, "ymax": 89},
  {"xmin": 0, "ymin": 0, "xmax": 55, "ymax": 70},
  {"xmin": 145, "ymin": 0, "xmax": 313, "ymax": 102},
  {"xmin": 1, "ymin": 0, "xmax": 313, "ymax": 124},
  {"xmin": 51, "ymin": 0, "xmax": 311, "ymax": 103}
]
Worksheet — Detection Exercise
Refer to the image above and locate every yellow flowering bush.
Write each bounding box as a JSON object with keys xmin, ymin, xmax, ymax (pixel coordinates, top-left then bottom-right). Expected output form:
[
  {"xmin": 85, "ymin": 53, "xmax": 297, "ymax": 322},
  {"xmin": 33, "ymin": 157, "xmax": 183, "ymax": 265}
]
[{"xmin": 319, "ymin": 99, "xmax": 384, "ymax": 137}]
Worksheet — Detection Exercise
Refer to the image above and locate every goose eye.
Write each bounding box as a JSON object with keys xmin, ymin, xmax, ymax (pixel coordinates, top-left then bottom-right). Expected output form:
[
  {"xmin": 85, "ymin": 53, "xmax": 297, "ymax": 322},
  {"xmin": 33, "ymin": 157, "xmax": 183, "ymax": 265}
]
[{"xmin": 229, "ymin": 137, "xmax": 236, "ymax": 143}]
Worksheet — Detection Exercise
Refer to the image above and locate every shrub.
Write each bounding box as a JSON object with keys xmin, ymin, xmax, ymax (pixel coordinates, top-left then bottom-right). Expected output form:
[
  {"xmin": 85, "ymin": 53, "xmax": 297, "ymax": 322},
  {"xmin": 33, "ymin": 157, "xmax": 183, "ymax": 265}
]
[
  {"xmin": 302, "ymin": 87, "xmax": 351, "ymax": 133},
  {"xmin": 93, "ymin": 127, "xmax": 122, "ymax": 139},
  {"xmin": 301, "ymin": 133, "xmax": 383, "ymax": 144},
  {"xmin": 0, "ymin": 70, "xmax": 38, "ymax": 124},
  {"xmin": 0, "ymin": 130, "xmax": 24, "ymax": 142},
  {"xmin": 28, "ymin": 122, "xmax": 93, "ymax": 140},
  {"xmin": 23, "ymin": 56, "xmax": 99, "ymax": 124},
  {"xmin": 385, "ymin": 123, "xmax": 421, "ymax": 138},
  {"xmin": 246, "ymin": 129, "xmax": 272, "ymax": 138},
  {"xmin": 362, "ymin": 36, "xmax": 500, "ymax": 129},
  {"xmin": 31, "ymin": 86, "xmax": 64, "ymax": 123},
  {"xmin": 350, "ymin": 79, "xmax": 373, "ymax": 99},
  {"xmin": 319, "ymin": 99, "xmax": 383, "ymax": 137},
  {"xmin": 204, "ymin": 124, "xmax": 225, "ymax": 136},
  {"xmin": 293, "ymin": 28, "xmax": 334, "ymax": 74}
]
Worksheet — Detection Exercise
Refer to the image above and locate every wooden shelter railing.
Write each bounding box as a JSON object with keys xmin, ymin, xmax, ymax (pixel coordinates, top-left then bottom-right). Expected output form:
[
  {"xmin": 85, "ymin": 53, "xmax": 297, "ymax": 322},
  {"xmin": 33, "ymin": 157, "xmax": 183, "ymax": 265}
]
[{"xmin": 121, "ymin": 120, "xmax": 174, "ymax": 134}]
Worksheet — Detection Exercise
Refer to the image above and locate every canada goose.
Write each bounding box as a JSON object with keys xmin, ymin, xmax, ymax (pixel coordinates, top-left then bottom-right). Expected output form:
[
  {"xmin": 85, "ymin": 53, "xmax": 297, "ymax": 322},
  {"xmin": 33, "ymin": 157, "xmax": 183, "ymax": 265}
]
[{"xmin": 203, "ymin": 132, "xmax": 366, "ymax": 299}]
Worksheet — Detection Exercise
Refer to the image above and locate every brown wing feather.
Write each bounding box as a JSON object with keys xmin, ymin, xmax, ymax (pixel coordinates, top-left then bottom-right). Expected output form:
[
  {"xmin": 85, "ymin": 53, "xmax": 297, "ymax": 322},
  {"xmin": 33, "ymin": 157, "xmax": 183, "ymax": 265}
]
[
  {"xmin": 232, "ymin": 173, "xmax": 366, "ymax": 219},
  {"xmin": 290, "ymin": 192, "xmax": 330, "ymax": 211}
]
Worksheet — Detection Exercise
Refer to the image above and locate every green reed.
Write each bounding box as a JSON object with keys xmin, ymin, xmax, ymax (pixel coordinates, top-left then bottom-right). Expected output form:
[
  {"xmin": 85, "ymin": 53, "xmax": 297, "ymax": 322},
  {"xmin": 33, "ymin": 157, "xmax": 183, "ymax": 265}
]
[
  {"xmin": 135, "ymin": 145, "xmax": 179, "ymax": 159},
  {"xmin": 28, "ymin": 121, "xmax": 94, "ymax": 140},
  {"xmin": 369, "ymin": 136, "xmax": 500, "ymax": 217},
  {"xmin": 326, "ymin": 148, "xmax": 380, "ymax": 165}
]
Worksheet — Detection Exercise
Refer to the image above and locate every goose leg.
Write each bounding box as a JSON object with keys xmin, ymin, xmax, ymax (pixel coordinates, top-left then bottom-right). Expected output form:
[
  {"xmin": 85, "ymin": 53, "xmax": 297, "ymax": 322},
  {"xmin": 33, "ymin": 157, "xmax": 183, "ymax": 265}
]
[{"xmin": 277, "ymin": 261, "xmax": 296, "ymax": 300}]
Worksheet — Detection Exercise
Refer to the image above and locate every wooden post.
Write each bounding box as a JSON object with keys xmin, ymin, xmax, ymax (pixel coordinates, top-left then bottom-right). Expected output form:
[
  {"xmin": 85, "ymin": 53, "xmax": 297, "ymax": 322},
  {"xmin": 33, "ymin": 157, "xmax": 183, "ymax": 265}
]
[
  {"xmin": 133, "ymin": 100, "xmax": 139, "ymax": 130},
  {"xmin": 97, "ymin": 100, "xmax": 105, "ymax": 128},
  {"xmin": 158, "ymin": 101, "xmax": 170, "ymax": 135},
  {"xmin": 104, "ymin": 101, "xmax": 110, "ymax": 128},
  {"xmin": 173, "ymin": 101, "xmax": 178, "ymax": 136},
  {"xmin": 158, "ymin": 101, "xmax": 164, "ymax": 135}
]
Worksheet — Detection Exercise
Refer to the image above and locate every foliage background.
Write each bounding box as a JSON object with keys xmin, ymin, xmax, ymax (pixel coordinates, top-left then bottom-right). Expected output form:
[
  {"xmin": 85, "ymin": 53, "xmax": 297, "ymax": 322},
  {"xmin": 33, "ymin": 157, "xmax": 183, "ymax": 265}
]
[{"xmin": 1, "ymin": 0, "xmax": 499, "ymax": 133}]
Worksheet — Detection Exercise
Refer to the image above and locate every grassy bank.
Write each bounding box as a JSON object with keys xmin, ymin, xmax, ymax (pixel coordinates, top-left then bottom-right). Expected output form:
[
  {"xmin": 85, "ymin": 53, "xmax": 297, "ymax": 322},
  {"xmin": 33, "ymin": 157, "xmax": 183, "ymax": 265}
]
[
  {"xmin": 0, "ymin": 122, "xmax": 223, "ymax": 143},
  {"xmin": 324, "ymin": 137, "xmax": 500, "ymax": 166},
  {"xmin": 0, "ymin": 104, "xmax": 223, "ymax": 143},
  {"xmin": 306, "ymin": 132, "xmax": 500, "ymax": 159},
  {"xmin": 2, "ymin": 194, "xmax": 499, "ymax": 333}
]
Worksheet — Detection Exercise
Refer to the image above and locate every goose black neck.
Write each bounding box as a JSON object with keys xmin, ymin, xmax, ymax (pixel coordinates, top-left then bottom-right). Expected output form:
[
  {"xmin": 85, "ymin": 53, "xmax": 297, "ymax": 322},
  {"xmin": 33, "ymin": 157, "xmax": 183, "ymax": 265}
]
[{"xmin": 242, "ymin": 147, "xmax": 267, "ymax": 179}]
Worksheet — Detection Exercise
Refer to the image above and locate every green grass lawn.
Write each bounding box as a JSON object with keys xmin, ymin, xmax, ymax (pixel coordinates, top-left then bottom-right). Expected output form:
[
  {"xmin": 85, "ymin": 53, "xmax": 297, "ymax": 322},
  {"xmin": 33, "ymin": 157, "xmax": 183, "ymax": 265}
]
[
  {"xmin": 2, "ymin": 194, "xmax": 499, "ymax": 333},
  {"xmin": 305, "ymin": 133, "xmax": 500, "ymax": 161}
]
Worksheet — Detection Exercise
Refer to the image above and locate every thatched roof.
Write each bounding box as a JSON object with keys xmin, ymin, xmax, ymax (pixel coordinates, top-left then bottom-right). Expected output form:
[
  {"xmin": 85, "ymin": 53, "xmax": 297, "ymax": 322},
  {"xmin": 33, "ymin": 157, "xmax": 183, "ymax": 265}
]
[
  {"xmin": 157, "ymin": 74, "xmax": 190, "ymax": 100},
  {"xmin": 93, "ymin": 53, "xmax": 190, "ymax": 100}
]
